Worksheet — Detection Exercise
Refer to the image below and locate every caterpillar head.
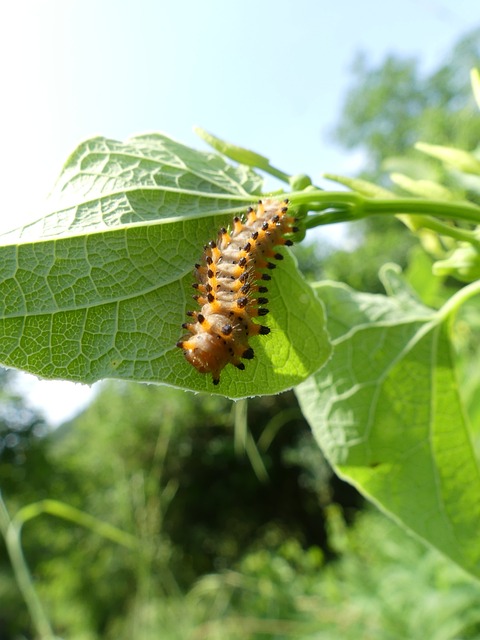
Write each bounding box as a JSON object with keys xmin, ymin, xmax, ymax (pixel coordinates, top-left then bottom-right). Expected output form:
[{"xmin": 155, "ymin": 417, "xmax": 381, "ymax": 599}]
[
  {"xmin": 177, "ymin": 333, "xmax": 229, "ymax": 385},
  {"xmin": 177, "ymin": 331, "xmax": 254, "ymax": 385}
]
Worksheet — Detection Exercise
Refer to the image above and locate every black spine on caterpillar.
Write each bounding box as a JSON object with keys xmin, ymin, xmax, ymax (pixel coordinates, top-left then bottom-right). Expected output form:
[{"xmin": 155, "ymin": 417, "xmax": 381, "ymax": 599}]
[{"xmin": 176, "ymin": 198, "xmax": 297, "ymax": 385}]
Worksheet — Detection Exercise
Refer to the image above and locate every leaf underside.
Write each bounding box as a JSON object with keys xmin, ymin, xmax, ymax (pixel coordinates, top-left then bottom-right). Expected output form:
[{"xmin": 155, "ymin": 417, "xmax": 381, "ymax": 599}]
[
  {"xmin": 0, "ymin": 134, "xmax": 330, "ymax": 397},
  {"xmin": 296, "ymin": 266, "xmax": 480, "ymax": 578}
]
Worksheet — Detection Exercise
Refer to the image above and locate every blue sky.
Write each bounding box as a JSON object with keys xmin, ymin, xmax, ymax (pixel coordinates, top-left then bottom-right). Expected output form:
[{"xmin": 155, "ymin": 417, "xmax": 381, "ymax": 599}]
[{"xmin": 1, "ymin": 0, "xmax": 478, "ymax": 423}]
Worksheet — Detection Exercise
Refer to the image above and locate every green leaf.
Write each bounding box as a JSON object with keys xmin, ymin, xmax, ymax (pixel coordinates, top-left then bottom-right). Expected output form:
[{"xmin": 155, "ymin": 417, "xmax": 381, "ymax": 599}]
[
  {"xmin": 194, "ymin": 127, "xmax": 291, "ymax": 184},
  {"xmin": 382, "ymin": 155, "xmax": 442, "ymax": 181},
  {"xmin": 389, "ymin": 173, "xmax": 458, "ymax": 200},
  {"xmin": 296, "ymin": 265, "xmax": 480, "ymax": 577},
  {"xmin": 404, "ymin": 246, "xmax": 449, "ymax": 308},
  {"xmin": 416, "ymin": 142, "xmax": 480, "ymax": 176},
  {"xmin": 3, "ymin": 133, "xmax": 263, "ymax": 242},
  {"xmin": 433, "ymin": 244, "xmax": 480, "ymax": 283},
  {"xmin": 194, "ymin": 127, "xmax": 272, "ymax": 170},
  {"xmin": 323, "ymin": 173, "xmax": 394, "ymax": 198},
  {"xmin": 0, "ymin": 134, "xmax": 331, "ymax": 397}
]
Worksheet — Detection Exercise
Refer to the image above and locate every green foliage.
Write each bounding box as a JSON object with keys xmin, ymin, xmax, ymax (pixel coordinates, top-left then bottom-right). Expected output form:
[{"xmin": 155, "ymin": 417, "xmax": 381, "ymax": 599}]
[
  {"xmin": 291, "ymin": 120, "xmax": 480, "ymax": 580},
  {"xmin": 49, "ymin": 383, "xmax": 334, "ymax": 585},
  {"xmin": 320, "ymin": 216, "xmax": 418, "ymax": 293},
  {"xmin": 332, "ymin": 28, "xmax": 480, "ymax": 180},
  {"xmin": 2, "ymin": 30, "xmax": 480, "ymax": 640},
  {"xmin": 3, "ymin": 371, "xmax": 480, "ymax": 640},
  {"xmin": 296, "ymin": 266, "xmax": 480, "ymax": 577},
  {"xmin": 116, "ymin": 509, "xmax": 480, "ymax": 639},
  {"xmin": 0, "ymin": 368, "xmax": 49, "ymax": 495},
  {"xmin": 0, "ymin": 378, "xmax": 354, "ymax": 637},
  {"xmin": 172, "ymin": 510, "xmax": 480, "ymax": 640},
  {"xmin": 324, "ymin": 29, "xmax": 480, "ymax": 313}
]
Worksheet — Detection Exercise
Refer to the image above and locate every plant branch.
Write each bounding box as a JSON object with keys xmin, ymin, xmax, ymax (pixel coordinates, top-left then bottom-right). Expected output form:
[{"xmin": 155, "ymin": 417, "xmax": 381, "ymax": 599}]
[{"xmin": 289, "ymin": 190, "xmax": 480, "ymax": 232}]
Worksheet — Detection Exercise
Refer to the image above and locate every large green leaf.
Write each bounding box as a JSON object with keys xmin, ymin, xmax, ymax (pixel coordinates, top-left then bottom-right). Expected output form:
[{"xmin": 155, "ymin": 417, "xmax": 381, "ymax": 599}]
[
  {"xmin": 0, "ymin": 134, "xmax": 330, "ymax": 397},
  {"xmin": 296, "ymin": 265, "xmax": 480, "ymax": 577}
]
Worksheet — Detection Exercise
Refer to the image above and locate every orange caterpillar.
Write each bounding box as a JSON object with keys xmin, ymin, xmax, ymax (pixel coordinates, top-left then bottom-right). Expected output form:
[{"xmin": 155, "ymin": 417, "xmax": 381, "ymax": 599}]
[{"xmin": 177, "ymin": 198, "xmax": 297, "ymax": 384}]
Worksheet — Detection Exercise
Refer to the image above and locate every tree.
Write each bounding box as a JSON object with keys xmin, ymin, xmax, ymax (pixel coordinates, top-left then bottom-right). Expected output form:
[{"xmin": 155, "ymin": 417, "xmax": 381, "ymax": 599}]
[
  {"xmin": 0, "ymin": 382, "xmax": 355, "ymax": 636},
  {"xmin": 313, "ymin": 28, "xmax": 480, "ymax": 294},
  {"xmin": 333, "ymin": 27, "xmax": 480, "ymax": 181},
  {"xmin": 0, "ymin": 367, "xmax": 50, "ymax": 499}
]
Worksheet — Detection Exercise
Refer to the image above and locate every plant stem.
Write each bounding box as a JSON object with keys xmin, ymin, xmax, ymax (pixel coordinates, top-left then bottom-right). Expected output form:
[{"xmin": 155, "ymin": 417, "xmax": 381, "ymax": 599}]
[
  {"xmin": 233, "ymin": 400, "xmax": 269, "ymax": 482},
  {"xmin": 13, "ymin": 500, "xmax": 139, "ymax": 549},
  {"xmin": 0, "ymin": 495, "xmax": 141, "ymax": 640},
  {"xmin": 290, "ymin": 190, "xmax": 363, "ymax": 208},
  {"xmin": 439, "ymin": 279, "xmax": 480, "ymax": 321},
  {"xmin": 290, "ymin": 189, "xmax": 480, "ymax": 239},
  {"xmin": 363, "ymin": 198, "xmax": 480, "ymax": 224},
  {"xmin": 398, "ymin": 215, "xmax": 480, "ymax": 247},
  {"xmin": 0, "ymin": 494, "xmax": 56, "ymax": 640}
]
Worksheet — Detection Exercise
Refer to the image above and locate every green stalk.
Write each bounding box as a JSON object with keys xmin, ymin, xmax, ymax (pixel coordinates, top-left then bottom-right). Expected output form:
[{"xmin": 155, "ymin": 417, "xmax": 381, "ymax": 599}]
[
  {"xmin": 233, "ymin": 400, "xmax": 269, "ymax": 482},
  {"xmin": 13, "ymin": 500, "xmax": 139, "ymax": 549},
  {"xmin": 362, "ymin": 197, "xmax": 480, "ymax": 224},
  {"xmin": 288, "ymin": 191, "xmax": 480, "ymax": 237},
  {"xmin": 0, "ymin": 494, "xmax": 56, "ymax": 640},
  {"xmin": 261, "ymin": 164, "xmax": 291, "ymax": 183},
  {"xmin": 398, "ymin": 215, "xmax": 480, "ymax": 248},
  {"xmin": 0, "ymin": 495, "xmax": 140, "ymax": 640},
  {"xmin": 194, "ymin": 127, "xmax": 292, "ymax": 183},
  {"xmin": 290, "ymin": 190, "xmax": 362, "ymax": 208},
  {"xmin": 438, "ymin": 279, "xmax": 480, "ymax": 322}
]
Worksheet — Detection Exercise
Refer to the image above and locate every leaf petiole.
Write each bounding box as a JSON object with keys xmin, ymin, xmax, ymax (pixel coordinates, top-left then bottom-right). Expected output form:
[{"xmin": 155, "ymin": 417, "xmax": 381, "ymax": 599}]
[{"xmin": 438, "ymin": 278, "xmax": 480, "ymax": 323}]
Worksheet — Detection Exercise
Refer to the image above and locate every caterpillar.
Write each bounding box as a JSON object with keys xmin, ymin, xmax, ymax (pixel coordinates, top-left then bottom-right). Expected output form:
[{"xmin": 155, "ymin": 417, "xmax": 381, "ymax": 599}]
[{"xmin": 176, "ymin": 198, "xmax": 297, "ymax": 385}]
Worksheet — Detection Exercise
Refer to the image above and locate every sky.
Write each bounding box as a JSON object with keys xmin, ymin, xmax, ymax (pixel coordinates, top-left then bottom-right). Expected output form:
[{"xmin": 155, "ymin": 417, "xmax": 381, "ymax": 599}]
[{"xmin": 0, "ymin": 0, "xmax": 478, "ymax": 424}]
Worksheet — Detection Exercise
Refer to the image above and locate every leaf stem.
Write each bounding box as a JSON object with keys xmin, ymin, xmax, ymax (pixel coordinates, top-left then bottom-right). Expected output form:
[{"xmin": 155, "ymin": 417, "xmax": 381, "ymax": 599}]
[
  {"xmin": 288, "ymin": 190, "xmax": 480, "ymax": 235},
  {"xmin": 262, "ymin": 164, "xmax": 291, "ymax": 183},
  {"xmin": 362, "ymin": 197, "xmax": 480, "ymax": 224},
  {"xmin": 439, "ymin": 279, "xmax": 480, "ymax": 321},
  {"xmin": 399, "ymin": 215, "xmax": 480, "ymax": 248}
]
